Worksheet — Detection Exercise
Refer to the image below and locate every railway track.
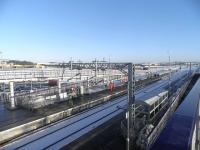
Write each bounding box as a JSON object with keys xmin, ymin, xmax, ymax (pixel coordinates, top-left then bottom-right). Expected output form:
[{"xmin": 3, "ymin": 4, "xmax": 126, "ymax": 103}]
[
  {"xmin": 1, "ymin": 70, "xmax": 189, "ymax": 150},
  {"xmin": 2, "ymin": 96, "xmax": 127, "ymax": 150}
]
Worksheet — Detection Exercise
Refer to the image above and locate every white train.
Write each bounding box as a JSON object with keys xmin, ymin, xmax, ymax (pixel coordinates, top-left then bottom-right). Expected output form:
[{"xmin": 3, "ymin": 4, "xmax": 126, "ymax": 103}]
[{"xmin": 121, "ymin": 89, "xmax": 169, "ymax": 148}]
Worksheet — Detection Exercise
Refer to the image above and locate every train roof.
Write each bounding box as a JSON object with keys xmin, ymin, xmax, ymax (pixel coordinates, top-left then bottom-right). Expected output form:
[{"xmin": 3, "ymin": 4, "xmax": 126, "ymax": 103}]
[{"xmin": 136, "ymin": 86, "xmax": 168, "ymax": 102}]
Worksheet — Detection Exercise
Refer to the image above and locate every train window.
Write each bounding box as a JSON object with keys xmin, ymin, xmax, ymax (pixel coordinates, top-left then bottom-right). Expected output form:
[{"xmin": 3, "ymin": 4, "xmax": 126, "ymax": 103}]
[
  {"xmin": 159, "ymin": 97, "xmax": 162, "ymax": 102},
  {"xmin": 150, "ymin": 113, "xmax": 154, "ymax": 119}
]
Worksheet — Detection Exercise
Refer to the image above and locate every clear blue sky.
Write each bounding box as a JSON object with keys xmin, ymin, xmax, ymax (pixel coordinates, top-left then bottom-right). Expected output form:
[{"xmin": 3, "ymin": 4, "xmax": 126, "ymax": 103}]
[{"xmin": 0, "ymin": 0, "xmax": 200, "ymax": 63}]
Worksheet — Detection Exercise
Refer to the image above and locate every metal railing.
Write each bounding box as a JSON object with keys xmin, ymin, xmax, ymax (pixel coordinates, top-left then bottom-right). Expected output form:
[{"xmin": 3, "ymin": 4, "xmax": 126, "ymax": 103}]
[
  {"xmin": 4, "ymin": 75, "xmax": 125, "ymax": 110},
  {"xmin": 0, "ymin": 68, "xmax": 123, "ymax": 81}
]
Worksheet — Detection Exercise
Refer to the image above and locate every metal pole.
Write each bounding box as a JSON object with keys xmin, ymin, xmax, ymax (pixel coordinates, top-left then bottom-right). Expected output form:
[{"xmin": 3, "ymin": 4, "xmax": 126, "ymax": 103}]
[
  {"xmin": 95, "ymin": 59, "xmax": 97, "ymax": 78},
  {"xmin": 133, "ymin": 64, "xmax": 136, "ymax": 123},
  {"xmin": 109, "ymin": 56, "xmax": 111, "ymax": 81},
  {"xmin": 70, "ymin": 57, "xmax": 73, "ymax": 77},
  {"xmin": 0, "ymin": 51, "xmax": 2, "ymax": 70},
  {"xmin": 127, "ymin": 63, "xmax": 134, "ymax": 150},
  {"xmin": 148, "ymin": 62, "xmax": 150, "ymax": 78},
  {"xmin": 9, "ymin": 81, "xmax": 15, "ymax": 109},
  {"xmin": 168, "ymin": 55, "xmax": 171, "ymax": 93},
  {"xmin": 95, "ymin": 59, "xmax": 98, "ymax": 84},
  {"xmin": 87, "ymin": 77, "xmax": 89, "ymax": 88},
  {"xmin": 31, "ymin": 80, "xmax": 33, "ymax": 91}
]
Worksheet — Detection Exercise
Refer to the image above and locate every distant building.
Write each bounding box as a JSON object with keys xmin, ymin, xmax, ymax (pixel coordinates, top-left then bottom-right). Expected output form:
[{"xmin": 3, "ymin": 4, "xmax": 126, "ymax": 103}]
[{"xmin": 36, "ymin": 63, "xmax": 46, "ymax": 68}]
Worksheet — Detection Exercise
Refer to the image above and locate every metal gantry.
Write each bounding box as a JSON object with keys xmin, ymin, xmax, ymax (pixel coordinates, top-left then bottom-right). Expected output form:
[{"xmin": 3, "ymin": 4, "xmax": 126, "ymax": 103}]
[
  {"xmin": 127, "ymin": 63, "xmax": 135, "ymax": 150},
  {"xmin": 47, "ymin": 62, "xmax": 129, "ymax": 70}
]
